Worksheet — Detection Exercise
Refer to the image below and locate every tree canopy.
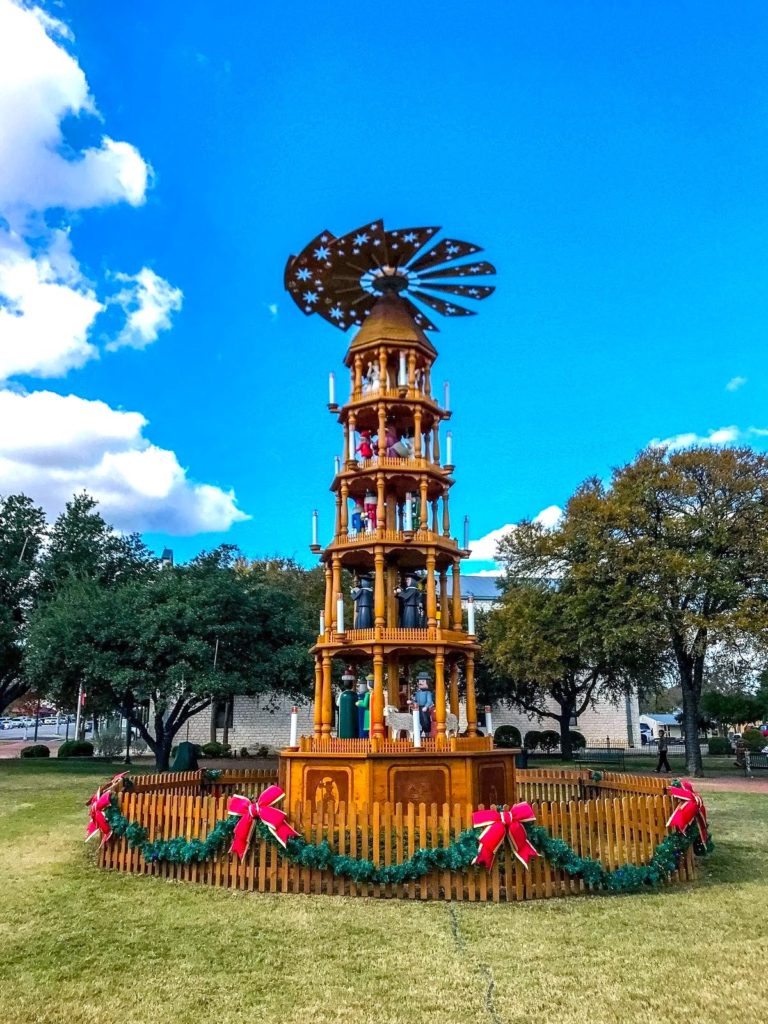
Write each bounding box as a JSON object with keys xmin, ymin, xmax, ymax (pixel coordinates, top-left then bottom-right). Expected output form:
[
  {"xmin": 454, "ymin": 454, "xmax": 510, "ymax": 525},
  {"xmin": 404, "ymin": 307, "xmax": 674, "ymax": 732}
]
[
  {"xmin": 26, "ymin": 548, "xmax": 317, "ymax": 767},
  {"xmin": 538, "ymin": 446, "xmax": 768, "ymax": 774}
]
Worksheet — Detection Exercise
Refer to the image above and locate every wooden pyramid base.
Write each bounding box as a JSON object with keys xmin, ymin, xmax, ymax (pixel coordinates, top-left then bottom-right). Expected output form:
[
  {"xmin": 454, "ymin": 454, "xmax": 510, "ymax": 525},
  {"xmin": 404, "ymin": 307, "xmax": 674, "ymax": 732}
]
[{"xmin": 278, "ymin": 739, "xmax": 518, "ymax": 816}]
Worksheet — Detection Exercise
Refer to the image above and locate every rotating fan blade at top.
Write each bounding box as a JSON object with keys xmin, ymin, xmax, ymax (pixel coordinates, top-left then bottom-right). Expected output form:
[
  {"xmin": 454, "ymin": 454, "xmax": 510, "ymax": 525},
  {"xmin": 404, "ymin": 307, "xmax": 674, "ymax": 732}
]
[{"xmin": 283, "ymin": 221, "xmax": 495, "ymax": 331}]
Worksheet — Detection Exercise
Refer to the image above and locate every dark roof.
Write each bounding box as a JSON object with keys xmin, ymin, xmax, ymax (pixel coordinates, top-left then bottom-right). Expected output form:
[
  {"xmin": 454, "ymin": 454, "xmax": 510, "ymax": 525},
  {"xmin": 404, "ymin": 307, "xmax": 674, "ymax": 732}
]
[{"xmin": 445, "ymin": 574, "xmax": 502, "ymax": 600}]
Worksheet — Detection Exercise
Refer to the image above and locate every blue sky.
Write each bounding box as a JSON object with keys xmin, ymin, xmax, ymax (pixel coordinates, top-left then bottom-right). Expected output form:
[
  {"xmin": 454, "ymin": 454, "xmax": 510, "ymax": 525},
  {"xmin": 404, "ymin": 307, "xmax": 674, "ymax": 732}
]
[{"xmin": 2, "ymin": 1, "xmax": 768, "ymax": 571}]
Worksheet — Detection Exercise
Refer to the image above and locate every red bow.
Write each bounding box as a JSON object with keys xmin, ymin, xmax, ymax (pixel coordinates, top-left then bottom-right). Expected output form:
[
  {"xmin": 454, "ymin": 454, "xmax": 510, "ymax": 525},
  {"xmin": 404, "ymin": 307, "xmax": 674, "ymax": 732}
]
[
  {"xmin": 227, "ymin": 786, "xmax": 298, "ymax": 860},
  {"xmin": 85, "ymin": 774, "xmax": 128, "ymax": 845},
  {"xmin": 666, "ymin": 780, "xmax": 708, "ymax": 845},
  {"xmin": 472, "ymin": 802, "xmax": 539, "ymax": 870}
]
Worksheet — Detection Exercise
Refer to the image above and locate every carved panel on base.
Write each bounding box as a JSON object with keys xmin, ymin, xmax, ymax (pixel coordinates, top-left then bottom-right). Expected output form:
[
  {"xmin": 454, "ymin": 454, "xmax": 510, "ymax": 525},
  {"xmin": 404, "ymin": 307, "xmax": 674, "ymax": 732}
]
[
  {"xmin": 478, "ymin": 762, "xmax": 509, "ymax": 807},
  {"xmin": 390, "ymin": 765, "xmax": 448, "ymax": 806},
  {"xmin": 304, "ymin": 767, "xmax": 352, "ymax": 811}
]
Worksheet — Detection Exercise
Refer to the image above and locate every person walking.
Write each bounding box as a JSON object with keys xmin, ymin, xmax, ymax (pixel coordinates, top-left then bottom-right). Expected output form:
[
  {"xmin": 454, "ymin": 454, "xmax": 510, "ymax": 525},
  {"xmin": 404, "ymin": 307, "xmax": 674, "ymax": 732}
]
[{"xmin": 654, "ymin": 728, "xmax": 671, "ymax": 773}]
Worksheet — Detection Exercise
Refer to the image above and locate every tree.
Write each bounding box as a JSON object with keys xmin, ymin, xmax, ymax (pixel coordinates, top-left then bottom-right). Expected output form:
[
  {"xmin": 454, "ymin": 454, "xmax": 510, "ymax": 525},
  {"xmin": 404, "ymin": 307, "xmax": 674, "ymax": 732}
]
[
  {"xmin": 0, "ymin": 495, "xmax": 47, "ymax": 714},
  {"xmin": 699, "ymin": 691, "xmax": 763, "ymax": 733},
  {"xmin": 482, "ymin": 513, "xmax": 660, "ymax": 760},
  {"xmin": 26, "ymin": 549, "xmax": 316, "ymax": 768},
  {"xmin": 38, "ymin": 492, "xmax": 154, "ymax": 596},
  {"xmin": 563, "ymin": 446, "xmax": 768, "ymax": 776},
  {"xmin": 482, "ymin": 581, "xmax": 655, "ymax": 760}
]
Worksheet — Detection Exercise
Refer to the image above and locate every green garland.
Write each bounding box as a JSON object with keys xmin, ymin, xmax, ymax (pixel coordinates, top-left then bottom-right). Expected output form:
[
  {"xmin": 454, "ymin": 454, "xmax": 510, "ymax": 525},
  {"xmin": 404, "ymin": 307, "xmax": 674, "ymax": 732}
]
[{"xmin": 102, "ymin": 795, "xmax": 713, "ymax": 894}]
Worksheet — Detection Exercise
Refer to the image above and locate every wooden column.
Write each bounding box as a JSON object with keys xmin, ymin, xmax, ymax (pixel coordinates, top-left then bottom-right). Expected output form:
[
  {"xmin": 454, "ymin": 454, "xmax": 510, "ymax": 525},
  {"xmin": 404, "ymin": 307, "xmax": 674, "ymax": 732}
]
[
  {"xmin": 452, "ymin": 560, "xmax": 462, "ymax": 629},
  {"xmin": 414, "ymin": 409, "xmax": 422, "ymax": 458},
  {"xmin": 423, "ymin": 431, "xmax": 431, "ymax": 461},
  {"xmin": 419, "ymin": 478, "xmax": 428, "ymax": 529},
  {"xmin": 439, "ymin": 570, "xmax": 450, "ymax": 629},
  {"xmin": 324, "ymin": 566, "xmax": 333, "ymax": 630},
  {"xmin": 424, "ymin": 362, "xmax": 432, "ymax": 398},
  {"xmin": 376, "ymin": 471, "xmax": 385, "ymax": 532},
  {"xmin": 435, "ymin": 648, "xmax": 446, "ymax": 746},
  {"xmin": 449, "ymin": 660, "xmax": 460, "ymax": 718},
  {"xmin": 313, "ymin": 655, "xmax": 323, "ymax": 737},
  {"xmin": 354, "ymin": 354, "xmax": 363, "ymax": 395},
  {"xmin": 331, "ymin": 555, "xmax": 341, "ymax": 629},
  {"xmin": 377, "ymin": 402, "xmax": 387, "ymax": 457},
  {"xmin": 426, "ymin": 551, "xmax": 437, "ymax": 629},
  {"xmin": 340, "ymin": 482, "xmax": 349, "ymax": 533},
  {"xmin": 343, "ymin": 422, "xmax": 350, "ymax": 464},
  {"xmin": 465, "ymin": 651, "xmax": 478, "ymax": 737},
  {"xmin": 431, "ymin": 499, "xmax": 439, "ymax": 533},
  {"xmin": 433, "ymin": 425, "xmax": 441, "ymax": 465},
  {"xmin": 442, "ymin": 487, "xmax": 451, "ymax": 537},
  {"xmin": 407, "ymin": 351, "xmax": 417, "ymax": 393},
  {"xmin": 379, "ymin": 346, "xmax": 388, "ymax": 390},
  {"xmin": 387, "ymin": 564, "xmax": 398, "ymax": 627},
  {"xmin": 334, "ymin": 494, "xmax": 342, "ymax": 539},
  {"xmin": 374, "ymin": 548, "xmax": 386, "ymax": 627},
  {"xmin": 387, "ymin": 654, "xmax": 399, "ymax": 707},
  {"xmin": 321, "ymin": 653, "xmax": 333, "ymax": 737},
  {"xmin": 372, "ymin": 648, "xmax": 385, "ymax": 740}
]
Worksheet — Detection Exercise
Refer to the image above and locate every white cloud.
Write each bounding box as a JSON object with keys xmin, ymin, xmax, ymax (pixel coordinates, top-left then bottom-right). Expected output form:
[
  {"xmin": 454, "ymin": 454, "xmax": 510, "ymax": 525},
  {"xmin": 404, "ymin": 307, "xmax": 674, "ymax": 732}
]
[
  {"xmin": 267, "ymin": 302, "xmax": 279, "ymax": 319},
  {"xmin": 0, "ymin": 390, "xmax": 249, "ymax": 534},
  {"xmin": 0, "ymin": 227, "xmax": 101, "ymax": 379},
  {"xmin": 726, "ymin": 376, "xmax": 747, "ymax": 392},
  {"xmin": 108, "ymin": 268, "xmax": 183, "ymax": 351},
  {"xmin": 649, "ymin": 425, "xmax": 741, "ymax": 451},
  {"xmin": 0, "ymin": 0, "xmax": 149, "ymax": 220},
  {"xmin": 0, "ymin": 3, "xmax": 247, "ymax": 536},
  {"xmin": 464, "ymin": 505, "xmax": 563, "ymax": 571}
]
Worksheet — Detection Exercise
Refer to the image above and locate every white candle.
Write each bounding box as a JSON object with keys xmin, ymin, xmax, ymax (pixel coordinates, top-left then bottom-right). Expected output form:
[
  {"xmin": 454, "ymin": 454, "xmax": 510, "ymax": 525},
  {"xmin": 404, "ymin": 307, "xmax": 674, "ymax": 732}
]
[
  {"xmin": 484, "ymin": 705, "xmax": 493, "ymax": 737},
  {"xmin": 312, "ymin": 509, "xmax": 318, "ymax": 546},
  {"xmin": 398, "ymin": 352, "xmax": 407, "ymax": 386},
  {"xmin": 289, "ymin": 706, "xmax": 299, "ymax": 747},
  {"xmin": 404, "ymin": 492, "xmax": 413, "ymax": 531},
  {"xmin": 336, "ymin": 593, "xmax": 345, "ymax": 633},
  {"xmin": 444, "ymin": 380, "xmax": 450, "ymax": 410},
  {"xmin": 319, "ymin": 610, "xmax": 325, "ymax": 634},
  {"xmin": 329, "ymin": 372, "xmax": 336, "ymax": 405},
  {"xmin": 334, "ymin": 455, "xmax": 341, "ymax": 474},
  {"xmin": 446, "ymin": 431, "xmax": 453, "ymax": 466},
  {"xmin": 467, "ymin": 594, "xmax": 476, "ymax": 635},
  {"xmin": 412, "ymin": 705, "xmax": 422, "ymax": 748},
  {"xmin": 463, "ymin": 515, "xmax": 470, "ymax": 550}
]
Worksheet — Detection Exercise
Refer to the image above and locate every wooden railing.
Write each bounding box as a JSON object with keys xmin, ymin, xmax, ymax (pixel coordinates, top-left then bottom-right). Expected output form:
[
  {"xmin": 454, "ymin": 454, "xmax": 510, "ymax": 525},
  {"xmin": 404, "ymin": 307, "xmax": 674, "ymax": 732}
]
[
  {"xmin": 332, "ymin": 528, "xmax": 458, "ymax": 548},
  {"xmin": 99, "ymin": 788, "xmax": 695, "ymax": 901},
  {"xmin": 296, "ymin": 735, "xmax": 493, "ymax": 754}
]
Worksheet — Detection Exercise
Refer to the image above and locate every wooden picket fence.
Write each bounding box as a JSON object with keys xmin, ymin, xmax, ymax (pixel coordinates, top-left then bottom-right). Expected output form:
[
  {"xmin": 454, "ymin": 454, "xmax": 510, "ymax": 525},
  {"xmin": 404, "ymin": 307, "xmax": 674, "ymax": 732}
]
[
  {"xmin": 126, "ymin": 767, "xmax": 279, "ymax": 797},
  {"xmin": 99, "ymin": 782, "xmax": 695, "ymax": 901}
]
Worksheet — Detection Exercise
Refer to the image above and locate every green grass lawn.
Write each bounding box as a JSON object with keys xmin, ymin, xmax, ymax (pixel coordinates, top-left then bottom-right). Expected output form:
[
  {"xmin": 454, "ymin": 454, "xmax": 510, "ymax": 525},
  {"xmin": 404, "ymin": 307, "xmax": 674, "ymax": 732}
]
[{"xmin": 1, "ymin": 761, "xmax": 766, "ymax": 1024}]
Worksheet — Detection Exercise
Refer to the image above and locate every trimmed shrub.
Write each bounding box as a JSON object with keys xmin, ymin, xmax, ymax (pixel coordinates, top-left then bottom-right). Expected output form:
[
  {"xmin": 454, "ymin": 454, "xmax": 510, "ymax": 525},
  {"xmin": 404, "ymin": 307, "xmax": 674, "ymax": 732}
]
[
  {"xmin": 539, "ymin": 729, "xmax": 561, "ymax": 752},
  {"xmin": 200, "ymin": 741, "xmax": 232, "ymax": 758},
  {"xmin": 523, "ymin": 730, "xmax": 542, "ymax": 751},
  {"xmin": 568, "ymin": 731, "xmax": 587, "ymax": 751},
  {"xmin": 240, "ymin": 747, "xmax": 249, "ymax": 757},
  {"xmin": 94, "ymin": 724, "xmax": 125, "ymax": 758},
  {"xmin": 57, "ymin": 739, "xmax": 94, "ymax": 758},
  {"xmin": 256, "ymin": 745, "xmax": 270, "ymax": 758},
  {"xmin": 494, "ymin": 725, "xmax": 522, "ymax": 748},
  {"xmin": 20, "ymin": 744, "xmax": 50, "ymax": 758},
  {"xmin": 708, "ymin": 736, "xmax": 731, "ymax": 756},
  {"xmin": 742, "ymin": 728, "xmax": 765, "ymax": 753}
]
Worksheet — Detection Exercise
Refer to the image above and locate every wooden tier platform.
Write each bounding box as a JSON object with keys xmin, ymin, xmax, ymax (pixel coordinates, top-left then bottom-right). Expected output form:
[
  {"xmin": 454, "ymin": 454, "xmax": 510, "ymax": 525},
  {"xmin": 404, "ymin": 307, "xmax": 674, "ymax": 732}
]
[{"xmin": 279, "ymin": 737, "xmax": 518, "ymax": 815}]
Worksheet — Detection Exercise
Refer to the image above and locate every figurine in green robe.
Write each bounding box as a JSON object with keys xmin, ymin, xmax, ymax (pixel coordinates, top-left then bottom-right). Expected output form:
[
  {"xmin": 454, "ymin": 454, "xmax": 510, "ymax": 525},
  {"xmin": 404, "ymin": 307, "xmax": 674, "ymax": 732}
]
[{"xmin": 338, "ymin": 681, "xmax": 358, "ymax": 739}]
